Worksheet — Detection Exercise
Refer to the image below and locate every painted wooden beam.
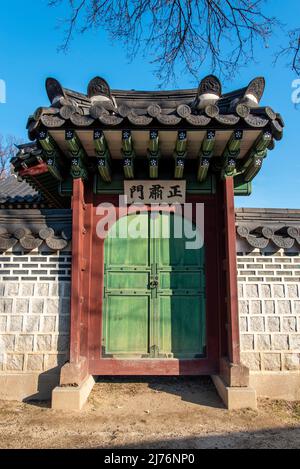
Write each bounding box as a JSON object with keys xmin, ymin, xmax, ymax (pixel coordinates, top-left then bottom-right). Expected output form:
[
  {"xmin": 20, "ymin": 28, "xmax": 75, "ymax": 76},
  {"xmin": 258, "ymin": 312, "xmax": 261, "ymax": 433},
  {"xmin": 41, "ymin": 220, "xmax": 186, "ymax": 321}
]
[
  {"xmin": 197, "ymin": 130, "xmax": 215, "ymax": 182},
  {"xmin": 173, "ymin": 130, "xmax": 187, "ymax": 179},
  {"xmin": 121, "ymin": 129, "xmax": 135, "ymax": 179},
  {"xmin": 94, "ymin": 129, "xmax": 111, "ymax": 182},
  {"xmin": 65, "ymin": 129, "xmax": 88, "ymax": 180},
  {"xmin": 147, "ymin": 130, "xmax": 160, "ymax": 179},
  {"xmin": 38, "ymin": 130, "xmax": 63, "ymax": 181},
  {"xmin": 242, "ymin": 131, "xmax": 272, "ymax": 182},
  {"xmin": 221, "ymin": 130, "xmax": 243, "ymax": 179}
]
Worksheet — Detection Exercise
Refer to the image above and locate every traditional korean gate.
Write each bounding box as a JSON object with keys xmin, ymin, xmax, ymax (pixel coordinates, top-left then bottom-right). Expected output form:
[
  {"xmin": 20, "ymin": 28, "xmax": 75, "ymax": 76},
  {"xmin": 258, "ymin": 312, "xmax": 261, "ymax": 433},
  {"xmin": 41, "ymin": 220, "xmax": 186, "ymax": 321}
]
[{"xmin": 102, "ymin": 212, "xmax": 206, "ymax": 359}]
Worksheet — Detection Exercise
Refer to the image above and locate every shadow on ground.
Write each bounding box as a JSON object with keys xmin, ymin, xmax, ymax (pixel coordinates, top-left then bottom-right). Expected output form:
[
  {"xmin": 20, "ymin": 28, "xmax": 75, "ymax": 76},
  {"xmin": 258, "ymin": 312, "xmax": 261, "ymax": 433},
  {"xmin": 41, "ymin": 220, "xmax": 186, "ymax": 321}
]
[
  {"xmin": 92, "ymin": 426, "xmax": 300, "ymax": 449},
  {"xmin": 95, "ymin": 375, "xmax": 223, "ymax": 409}
]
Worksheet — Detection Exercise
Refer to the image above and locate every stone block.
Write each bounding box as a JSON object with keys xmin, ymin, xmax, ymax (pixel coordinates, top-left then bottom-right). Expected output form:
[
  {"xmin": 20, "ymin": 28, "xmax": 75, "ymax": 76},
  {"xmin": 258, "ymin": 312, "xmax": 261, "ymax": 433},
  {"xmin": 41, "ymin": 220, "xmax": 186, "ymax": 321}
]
[
  {"xmin": 16, "ymin": 335, "xmax": 34, "ymax": 352},
  {"xmin": 9, "ymin": 316, "xmax": 23, "ymax": 332},
  {"xmin": 264, "ymin": 300, "xmax": 275, "ymax": 315},
  {"xmin": 0, "ymin": 299, "xmax": 13, "ymax": 314},
  {"xmin": 0, "ymin": 316, "xmax": 7, "ymax": 332},
  {"xmin": 238, "ymin": 284, "xmax": 243, "ymax": 298},
  {"xmin": 0, "ymin": 334, "xmax": 15, "ymax": 351},
  {"xmin": 44, "ymin": 353, "xmax": 68, "ymax": 371},
  {"xmin": 277, "ymin": 300, "xmax": 291, "ymax": 315},
  {"xmin": 60, "ymin": 298, "xmax": 70, "ymax": 315},
  {"xmin": 46, "ymin": 299, "xmax": 59, "ymax": 315},
  {"xmin": 286, "ymin": 285, "xmax": 299, "ymax": 298},
  {"xmin": 239, "ymin": 300, "xmax": 249, "ymax": 315},
  {"xmin": 27, "ymin": 354, "xmax": 44, "ymax": 371},
  {"xmin": 261, "ymin": 284, "xmax": 271, "ymax": 298},
  {"xmin": 42, "ymin": 316, "xmax": 56, "ymax": 333},
  {"xmin": 58, "ymin": 315, "xmax": 70, "ymax": 333},
  {"xmin": 15, "ymin": 299, "xmax": 29, "ymax": 315},
  {"xmin": 53, "ymin": 334, "xmax": 70, "ymax": 352},
  {"xmin": 20, "ymin": 283, "xmax": 34, "ymax": 297},
  {"xmin": 6, "ymin": 354, "xmax": 24, "ymax": 371},
  {"xmin": 241, "ymin": 334, "xmax": 254, "ymax": 350},
  {"xmin": 52, "ymin": 375, "xmax": 95, "ymax": 411},
  {"xmin": 266, "ymin": 316, "xmax": 280, "ymax": 332},
  {"xmin": 50, "ymin": 284, "xmax": 58, "ymax": 297},
  {"xmin": 211, "ymin": 375, "xmax": 257, "ymax": 410},
  {"xmin": 245, "ymin": 284, "xmax": 259, "ymax": 298},
  {"xmin": 294, "ymin": 301, "xmax": 300, "ymax": 314},
  {"xmin": 24, "ymin": 316, "xmax": 40, "ymax": 333},
  {"xmin": 5, "ymin": 283, "xmax": 19, "ymax": 297},
  {"xmin": 273, "ymin": 284, "xmax": 285, "ymax": 298},
  {"xmin": 31, "ymin": 299, "xmax": 44, "ymax": 315},
  {"xmin": 36, "ymin": 283, "xmax": 49, "ymax": 296},
  {"xmin": 256, "ymin": 334, "xmax": 271, "ymax": 350},
  {"xmin": 240, "ymin": 352, "xmax": 261, "ymax": 371},
  {"xmin": 36, "ymin": 335, "xmax": 52, "ymax": 352},
  {"xmin": 272, "ymin": 334, "xmax": 289, "ymax": 350},
  {"xmin": 239, "ymin": 317, "xmax": 248, "ymax": 332},
  {"xmin": 251, "ymin": 300, "xmax": 262, "ymax": 315},
  {"xmin": 284, "ymin": 353, "xmax": 300, "ymax": 370},
  {"xmin": 282, "ymin": 317, "xmax": 297, "ymax": 332},
  {"xmin": 289, "ymin": 334, "xmax": 300, "ymax": 350},
  {"xmin": 249, "ymin": 316, "xmax": 264, "ymax": 332},
  {"xmin": 263, "ymin": 353, "xmax": 281, "ymax": 371}
]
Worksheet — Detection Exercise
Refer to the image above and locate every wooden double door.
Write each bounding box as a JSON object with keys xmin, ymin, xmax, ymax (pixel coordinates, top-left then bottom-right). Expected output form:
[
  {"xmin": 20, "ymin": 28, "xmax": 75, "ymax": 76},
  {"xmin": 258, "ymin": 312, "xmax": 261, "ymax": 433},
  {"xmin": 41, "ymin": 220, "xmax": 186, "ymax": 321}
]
[{"xmin": 102, "ymin": 211, "xmax": 206, "ymax": 359}]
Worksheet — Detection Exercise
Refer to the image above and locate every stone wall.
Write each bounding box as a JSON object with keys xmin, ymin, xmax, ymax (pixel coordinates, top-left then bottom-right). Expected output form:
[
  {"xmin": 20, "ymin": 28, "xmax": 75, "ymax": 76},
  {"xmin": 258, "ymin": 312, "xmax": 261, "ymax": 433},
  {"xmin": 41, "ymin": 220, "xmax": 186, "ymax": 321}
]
[
  {"xmin": 238, "ymin": 249, "xmax": 300, "ymax": 372},
  {"xmin": 0, "ymin": 248, "xmax": 71, "ymax": 374}
]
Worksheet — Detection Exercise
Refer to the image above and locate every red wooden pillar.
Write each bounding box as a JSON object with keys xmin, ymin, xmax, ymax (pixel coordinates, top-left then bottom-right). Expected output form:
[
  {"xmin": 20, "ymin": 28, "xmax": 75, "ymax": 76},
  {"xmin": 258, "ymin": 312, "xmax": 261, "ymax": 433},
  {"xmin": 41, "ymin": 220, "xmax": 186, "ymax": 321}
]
[
  {"xmin": 223, "ymin": 177, "xmax": 240, "ymax": 365},
  {"xmin": 60, "ymin": 178, "xmax": 89, "ymax": 385},
  {"xmin": 218, "ymin": 177, "xmax": 249, "ymax": 387}
]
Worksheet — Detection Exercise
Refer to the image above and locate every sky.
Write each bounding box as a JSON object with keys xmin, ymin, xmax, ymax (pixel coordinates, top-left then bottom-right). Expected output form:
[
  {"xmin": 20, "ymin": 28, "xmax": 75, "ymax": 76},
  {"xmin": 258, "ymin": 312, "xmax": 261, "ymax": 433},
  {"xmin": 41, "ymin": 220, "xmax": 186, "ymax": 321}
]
[{"xmin": 0, "ymin": 0, "xmax": 299, "ymax": 208}]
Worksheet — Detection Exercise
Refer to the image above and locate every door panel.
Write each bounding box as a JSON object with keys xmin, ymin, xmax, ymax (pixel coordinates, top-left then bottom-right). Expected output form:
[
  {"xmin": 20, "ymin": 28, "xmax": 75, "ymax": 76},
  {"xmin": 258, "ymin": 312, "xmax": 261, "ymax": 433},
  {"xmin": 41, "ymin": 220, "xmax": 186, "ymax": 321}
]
[
  {"xmin": 103, "ymin": 211, "xmax": 206, "ymax": 359},
  {"xmin": 159, "ymin": 295, "xmax": 205, "ymax": 358},
  {"xmin": 104, "ymin": 295, "xmax": 150, "ymax": 356}
]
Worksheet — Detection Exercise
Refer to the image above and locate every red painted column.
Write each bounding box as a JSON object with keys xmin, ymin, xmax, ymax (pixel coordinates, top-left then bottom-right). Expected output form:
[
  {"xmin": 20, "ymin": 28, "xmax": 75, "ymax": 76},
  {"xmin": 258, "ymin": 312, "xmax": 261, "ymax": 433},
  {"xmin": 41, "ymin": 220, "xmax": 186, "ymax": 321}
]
[
  {"xmin": 223, "ymin": 177, "xmax": 240, "ymax": 365},
  {"xmin": 69, "ymin": 178, "xmax": 85, "ymax": 364}
]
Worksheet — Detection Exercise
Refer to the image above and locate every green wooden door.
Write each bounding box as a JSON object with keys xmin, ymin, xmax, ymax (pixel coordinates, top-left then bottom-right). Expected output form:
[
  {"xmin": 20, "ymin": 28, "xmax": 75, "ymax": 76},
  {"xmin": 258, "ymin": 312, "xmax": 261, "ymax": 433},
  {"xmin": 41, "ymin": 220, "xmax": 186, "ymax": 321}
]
[{"xmin": 102, "ymin": 212, "xmax": 205, "ymax": 359}]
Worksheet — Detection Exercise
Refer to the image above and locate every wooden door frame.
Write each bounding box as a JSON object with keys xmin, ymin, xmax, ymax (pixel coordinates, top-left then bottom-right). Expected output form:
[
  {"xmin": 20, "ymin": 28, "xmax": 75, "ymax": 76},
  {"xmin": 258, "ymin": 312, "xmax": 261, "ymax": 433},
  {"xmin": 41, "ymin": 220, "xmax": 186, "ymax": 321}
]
[
  {"xmin": 84, "ymin": 192, "xmax": 220, "ymax": 375},
  {"xmin": 68, "ymin": 180, "xmax": 241, "ymax": 379}
]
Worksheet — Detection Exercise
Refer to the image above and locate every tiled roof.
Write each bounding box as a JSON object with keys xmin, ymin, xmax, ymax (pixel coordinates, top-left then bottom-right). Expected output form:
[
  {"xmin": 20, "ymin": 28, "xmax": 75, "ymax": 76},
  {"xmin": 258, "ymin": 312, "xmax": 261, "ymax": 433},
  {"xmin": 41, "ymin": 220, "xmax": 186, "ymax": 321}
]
[{"xmin": 0, "ymin": 175, "xmax": 44, "ymax": 206}]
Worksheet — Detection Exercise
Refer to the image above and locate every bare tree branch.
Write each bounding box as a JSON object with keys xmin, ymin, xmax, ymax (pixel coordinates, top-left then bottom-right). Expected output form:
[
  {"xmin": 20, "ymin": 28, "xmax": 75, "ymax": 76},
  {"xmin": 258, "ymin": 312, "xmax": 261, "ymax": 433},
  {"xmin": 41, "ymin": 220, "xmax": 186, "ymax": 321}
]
[
  {"xmin": 0, "ymin": 135, "xmax": 20, "ymax": 179},
  {"xmin": 274, "ymin": 28, "xmax": 300, "ymax": 75},
  {"xmin": 49, "ymin": 0, "xmax": 280, "ymax": 85}
]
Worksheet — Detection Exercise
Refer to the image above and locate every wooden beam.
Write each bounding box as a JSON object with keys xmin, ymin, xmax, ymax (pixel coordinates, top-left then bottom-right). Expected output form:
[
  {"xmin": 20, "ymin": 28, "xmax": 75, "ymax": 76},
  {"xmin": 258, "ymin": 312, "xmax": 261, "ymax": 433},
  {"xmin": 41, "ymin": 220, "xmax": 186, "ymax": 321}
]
[
  {"xmin": 221, "ymin": 130, "xmax": 243, "ymax": 179},
  {"xmin": 94, "ymin": 129, "xmax": 111, "ymax": 182},
  {"xmin": 197, "ymin": 130, "xmax": 215, "ymax": 182},
  {"xmin": 65, "ymin": 129, "xmax": 88, "ymax": 180},
  {"xmin": 242, "ymin": 131, "xmax": 272, "ymax": 182},
  {"xmin": 38, "ymin": 130, "xmax": 63, "ymax": 181},
  {"xmin": 173, "ymin": 130, "xmax": 187, "ymax": 179},
  {"xmin": 121, "ymin": 129, "xmax": 135, "ymax": 179},
  {"xmin": 147, "ymin": 130, "xmax": 160, "ymax": 179}
]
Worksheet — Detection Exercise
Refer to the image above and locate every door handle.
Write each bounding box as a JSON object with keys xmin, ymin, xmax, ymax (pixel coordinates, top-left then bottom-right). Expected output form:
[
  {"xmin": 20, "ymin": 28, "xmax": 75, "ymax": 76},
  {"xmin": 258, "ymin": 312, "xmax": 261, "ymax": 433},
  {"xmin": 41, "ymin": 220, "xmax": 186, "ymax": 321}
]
[{"xmin": 149, "ymin": 277, "xmax": 159, "ymax": 289}]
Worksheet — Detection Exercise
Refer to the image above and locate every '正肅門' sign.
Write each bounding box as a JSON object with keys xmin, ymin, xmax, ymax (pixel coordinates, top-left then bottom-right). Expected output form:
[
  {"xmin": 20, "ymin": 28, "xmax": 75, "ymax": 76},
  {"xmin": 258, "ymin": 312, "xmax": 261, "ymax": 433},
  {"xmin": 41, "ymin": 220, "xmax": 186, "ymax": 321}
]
[{"xmin": 124, "ymin": 180, "xmax": 186, "ymax": 204}]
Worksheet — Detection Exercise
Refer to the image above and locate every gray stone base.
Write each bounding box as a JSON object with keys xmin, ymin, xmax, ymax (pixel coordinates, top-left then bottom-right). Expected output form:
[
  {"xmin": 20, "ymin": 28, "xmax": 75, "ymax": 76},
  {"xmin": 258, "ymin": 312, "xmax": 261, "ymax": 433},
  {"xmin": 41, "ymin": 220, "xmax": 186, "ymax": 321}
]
[
  {"xmin": 212, "ymin": 375, "xmax": 257, "ymax": 410},
  {"xmin": 0, "ymin": 371, "xmax": 59, "ymax": 401},
  {"xmin": 52, "ymin": 375, "xmax": 95, "ymax": 410}
]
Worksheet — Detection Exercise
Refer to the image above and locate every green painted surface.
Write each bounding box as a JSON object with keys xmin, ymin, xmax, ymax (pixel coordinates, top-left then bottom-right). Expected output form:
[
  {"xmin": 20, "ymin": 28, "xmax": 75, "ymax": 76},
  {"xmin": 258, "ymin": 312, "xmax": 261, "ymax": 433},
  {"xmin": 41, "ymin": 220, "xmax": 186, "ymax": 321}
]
[{"xmin": 103, "ymin": 212, "xmax": 206, "ymax": 359}]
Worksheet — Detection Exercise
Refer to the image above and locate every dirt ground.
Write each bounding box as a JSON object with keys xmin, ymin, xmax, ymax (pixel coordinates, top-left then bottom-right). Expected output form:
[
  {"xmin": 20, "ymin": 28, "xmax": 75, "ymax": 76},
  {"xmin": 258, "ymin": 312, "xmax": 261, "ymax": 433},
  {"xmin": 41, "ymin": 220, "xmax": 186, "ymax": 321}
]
[{"xmin": 0, "ymin": 377, "xmax": 299, "ymax": 449}]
